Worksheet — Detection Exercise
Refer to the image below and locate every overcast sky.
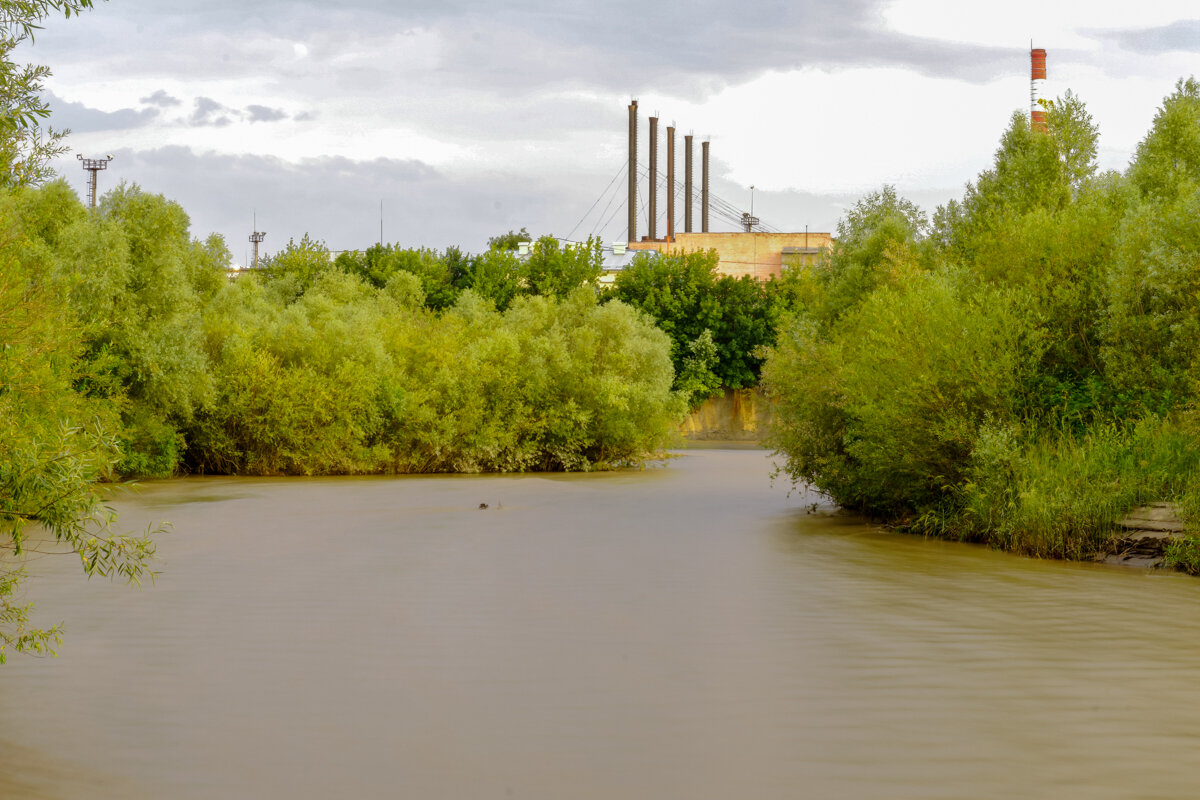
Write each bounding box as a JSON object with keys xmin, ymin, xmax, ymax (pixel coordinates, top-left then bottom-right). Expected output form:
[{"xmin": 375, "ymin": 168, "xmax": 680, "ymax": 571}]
[{"xmin": 25, "ymin": 0, "xmax": 1200, "ymax": 264}]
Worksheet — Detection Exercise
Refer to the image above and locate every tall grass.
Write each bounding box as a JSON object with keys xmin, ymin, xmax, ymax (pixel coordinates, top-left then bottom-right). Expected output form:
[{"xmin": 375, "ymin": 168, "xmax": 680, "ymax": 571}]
[{"xmin": 954, "ymin": 417, "xmax": 1200, "ymax": 559}]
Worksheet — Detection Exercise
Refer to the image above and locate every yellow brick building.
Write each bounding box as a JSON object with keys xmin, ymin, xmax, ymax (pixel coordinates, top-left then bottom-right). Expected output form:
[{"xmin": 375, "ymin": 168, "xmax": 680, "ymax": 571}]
[{"xmin": 625, "ymin": 231, "xmax": 833, "ymax": 280}]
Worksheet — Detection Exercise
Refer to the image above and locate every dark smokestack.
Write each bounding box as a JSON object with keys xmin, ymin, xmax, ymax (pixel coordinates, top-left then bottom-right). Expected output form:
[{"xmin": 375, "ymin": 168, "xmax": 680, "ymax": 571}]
[
  {"xmin": 627, "ymin": 100, "xmax": 637, "ymax": 243},
  {"xmin": 701, "ymin": 139, "xmax": 710, "ymax": 233},
  {"xmin": 684, "ymin": 134, "xmax": 693, "ymax": 233},
  {"xmin": 666, "ymin": 125, "xmax": 675, "ymax": 241},
  {"xmin": 648, "ymin": 116, "xmax": 658, "ymax": 241}
]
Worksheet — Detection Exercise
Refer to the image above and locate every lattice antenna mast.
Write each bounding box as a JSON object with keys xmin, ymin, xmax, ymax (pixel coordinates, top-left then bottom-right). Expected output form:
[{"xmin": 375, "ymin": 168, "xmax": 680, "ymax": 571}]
[
  {"xmin": 741, "ymin": 184, "xmax": 759, "ymax": 232},
  {"xmin": 249, "ymin": 212, "xmax": 266, "ymax": 268},
  {"xmin": 76, "ymin": 153, "xmax": 113, "ymax": 208}
]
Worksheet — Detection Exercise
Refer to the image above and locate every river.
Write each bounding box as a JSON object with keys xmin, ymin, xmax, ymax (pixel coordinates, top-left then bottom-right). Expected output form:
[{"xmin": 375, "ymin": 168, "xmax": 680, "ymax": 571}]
[{"xmin": 2, "ymin": 447, "xmax": 1199, "ymax": 798}]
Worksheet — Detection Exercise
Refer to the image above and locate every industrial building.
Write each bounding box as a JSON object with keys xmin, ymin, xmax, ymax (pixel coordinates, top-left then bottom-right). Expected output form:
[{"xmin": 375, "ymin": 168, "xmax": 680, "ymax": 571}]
[
  {"xmin": 622, "ymin": 100, "xmax": 832, "ymax": 281},
  {"xmin": 627, "ymin": 232, "xmax": 833, "ymax": 281}
]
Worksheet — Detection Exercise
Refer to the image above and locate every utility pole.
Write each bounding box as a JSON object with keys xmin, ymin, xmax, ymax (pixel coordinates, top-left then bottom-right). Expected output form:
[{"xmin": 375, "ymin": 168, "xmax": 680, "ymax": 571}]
[
  {"xmin": 249, "ymin": 212, "xmax": 266, "ymax": 268},
  {"xmin": 77, "ymin": 154, "xmax": 113, "ymax": 208}
]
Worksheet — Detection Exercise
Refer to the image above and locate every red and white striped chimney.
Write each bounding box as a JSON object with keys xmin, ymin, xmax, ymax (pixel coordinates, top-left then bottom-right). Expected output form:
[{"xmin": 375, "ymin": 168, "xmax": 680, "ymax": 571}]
[{"xmin": 1030, "ymin": 48, "xmax": 1047, "ymax": 133}]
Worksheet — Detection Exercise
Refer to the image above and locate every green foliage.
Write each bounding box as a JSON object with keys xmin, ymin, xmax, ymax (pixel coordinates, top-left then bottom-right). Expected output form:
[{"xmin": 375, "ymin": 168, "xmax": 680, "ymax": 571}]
[
  {"xmin": 958, "ymin": 418, "xmax": 1200, "ymax": 559},
  {"xmin": 764, "ymin": 84, "xmax": 1200, "ymax": 568},
  {"xmin": 187, "ymin": 270, "xmax": 391, "ymax": 475},
  {"xmin": 259, "ymin": 234, "xmax": 334, "ymax": 293},
  {"xmin": 187, "ymin": 273, "xmax": 681, "ymax": 475},
  {"xmin": 54, "ymin": 183, "xmax": 218, "ymax": 476},
  {"xmin": 0, "ymin": 186, "xmax": 157, "ymax": 663},
  {"xmin": 1043, "ymin": 89, "xmax": 1101, "ymax": 192},
  {"xmin": 766, "ymin": 267, "xmax": 1038, "ymax": 517},
  {"xmin": 380, "ymin": 289, "xmax": 681, "ymax": 472},
  {"xmin": 383, "ymin": 269, "xmax": 426, "ymax": 310},
  {"xmin": 610, "ymin": 249, "xmax": 721, "ymax": 405},
  {"xmin": 524, "ymin": 235, "xmax": 603, "ymax": 298},
  {"xmin": 0, "ymin": 1, "xmax": 102, "ymax": 188},
  {"xmin": 1127, "ymin": 78, "xmax": 1200, "ymax": 202},
  {"xmin": 487, "ymin": 227, "xmax": 532, "ymax": 251},
  {"xmin": 674, "ymin": 329, "xmax": 722, "ymax": 404},
  {"xmin": 966, "ymin": 179, "xmax": 1129, "ymax": 426},
  {"xmin": 1102, "ymin": 186, "xmax": 1200, "ymax": 411},
  {"xmin": 609, "ymin": 248, "xmax": 780, "ymax": 405},
  {"xmin": 335, "ymin": 244, "xmax": 461, "ymax": 309},
  {"xmin": 465, "ymin": 244, "xmax": 523, "ymax": 310},
  {"xmin": 1164, "ymin": 535, "xmax": 1200, "ymax": 575},
  {"xmin": 800, "ymin": 185, "xmax": 929, "ymax": 328},
  {"xmin": 0, "ymin": 1, "xmax": 166, "ymax": 663},
  {"xmin": 935, "ymin": 102, "xmax": 1091, "ymax": 262}
]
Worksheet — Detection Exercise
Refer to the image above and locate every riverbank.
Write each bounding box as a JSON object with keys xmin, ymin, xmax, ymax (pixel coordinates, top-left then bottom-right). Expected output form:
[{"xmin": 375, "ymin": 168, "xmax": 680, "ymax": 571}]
[{"xmin": 680, "ymin": 392, "xmax": 1200, "ymax": 574}]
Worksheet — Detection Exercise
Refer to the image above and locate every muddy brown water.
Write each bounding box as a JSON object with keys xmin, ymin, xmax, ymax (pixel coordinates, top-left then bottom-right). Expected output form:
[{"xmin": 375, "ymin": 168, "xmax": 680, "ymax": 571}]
[{"xmin": 3, "ymin": 448, "xmax": 1200, "ymax": 799}]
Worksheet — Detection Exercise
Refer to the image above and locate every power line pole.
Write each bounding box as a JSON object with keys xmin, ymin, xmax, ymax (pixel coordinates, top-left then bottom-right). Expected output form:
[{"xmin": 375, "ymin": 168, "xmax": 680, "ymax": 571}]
[{"xmin": 76, "ymin": 154, "xmax": 113, "ymax": 208}]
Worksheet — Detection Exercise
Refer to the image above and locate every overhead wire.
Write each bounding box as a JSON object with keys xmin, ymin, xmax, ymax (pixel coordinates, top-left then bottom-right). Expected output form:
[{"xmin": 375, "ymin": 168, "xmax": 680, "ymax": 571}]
[
  {"xmin": 565, "ymin": 162, "xmax": 625, "ymax": 242},
  {"xmin": 588, "ymin": 164, "xmax": 626, "ymax": 239}
]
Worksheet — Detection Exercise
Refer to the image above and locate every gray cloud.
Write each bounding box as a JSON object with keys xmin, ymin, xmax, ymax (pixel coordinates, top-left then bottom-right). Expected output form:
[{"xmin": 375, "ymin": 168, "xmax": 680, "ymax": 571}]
[
  {"xmin": 1092, "ymin": 19, "xmax": 1200, "ymax": 54},
  {"xmin": 140, "ymin": 89, "xmax": 181, "ymax": 107},
  {"xmin": 47, "ymin": 92, "xmax": 159, "ymax": 132},
  {"xmin": 190, "ymin": 97, "xmax": 234, "ymax": 127},
  {"xmin": 246, "ymin": 104, "xmax": 288, "ymax": 123},
  {"xmin": 39, "ymin": 0, "xmax": 1023, "ymax": 100},
  {"xmin": 424, "ymin": 1, "xmax": 1021, "ymax": 93},
  {"xmin": 50, "ymin": 144, "xmax": 916, "ymax": 261},
  {"xmin": 52, "ymin": 146, "xmax": 576, "ymax": 256}
]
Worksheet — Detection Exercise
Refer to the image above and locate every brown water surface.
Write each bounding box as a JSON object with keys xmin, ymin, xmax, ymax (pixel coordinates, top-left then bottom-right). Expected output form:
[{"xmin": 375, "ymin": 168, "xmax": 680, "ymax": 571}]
[{"xmin": 2, "ymin": 448, "xmax": 1200, "ymax": 798}]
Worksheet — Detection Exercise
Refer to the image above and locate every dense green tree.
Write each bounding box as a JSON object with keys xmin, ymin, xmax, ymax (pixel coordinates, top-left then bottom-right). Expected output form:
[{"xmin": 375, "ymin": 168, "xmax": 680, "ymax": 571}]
[
  {"xmin": 1102, "ymin": 186, "xmax": 1200, "ymax": 412},
  {"xmin": 0, "ymin": 185, "xmax": 157, "ymax": 664},
  {"xmin": 523, "ymin": 235, "xmax": 603, "ymax": 298},
  {"xmin": 763, "ymin": 83, "xmax": 1200, "ymax": 566},
  {"xmin": 464, "ymin": 244, "xmax": 523, "ymax": 311},
  {"xmin": 610, "ymin": 248, "xmax": 784, "ymax": 405},
  {"xmin": 335, "ymin": 244, "xmax": 460, "ymax": 309},
  {"xmin": 1127, "ymin": 77, "xmax": 1200, "ymax": 202},
  {"xmin": 57, "ymin": 183, "xmax": 222, "ymax": 476},
  {"xmin": 709, "ymin": 274, "xmax": 780, "ymax": 389},
  {"xmin": 935, "ymin": 105, "xmax": 1083, "ymax": 262},
  {"xmin": 188, "ymin": 270, "xmax": 392, "ymax": 475},
  {"xmin": 804, "ymin": 184, "xmax": 929, "ymax": 328},
  {"xmin": 765, "ymin": 267, "xmax": 1039, "ymax": 518},
  {"xmin": 965, "ymin": 177, "xmax": 1129, "ymax": 424},
  {"xmin": 186, "ymin": 269, "xmax": 680, "ymax": 475},
  {"xmin": 609, "ymin": 249, "xmax": 722, "ymax": 405},
  {"xmin": 487, "ymin": 227, "xmax": 532, "ymax": 251},
  {"xmin": 260, "ymin": 233, "xmax": 335, "ymax": 295},
  {"xmin": 1044, "ymin": 89, "xmax": 1100, "ymax": 192},
  {"xmin": 0, "ymin": 0, "xmax": 102, "ymax": 188}
]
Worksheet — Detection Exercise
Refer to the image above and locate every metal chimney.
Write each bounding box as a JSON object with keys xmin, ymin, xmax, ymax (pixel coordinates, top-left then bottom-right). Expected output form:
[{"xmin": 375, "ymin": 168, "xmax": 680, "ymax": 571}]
[
  {"xmin": 648, "ymin": 115, "xmax": 658, "ymax": 241},
  {"xmin": 701, "ymin": 139, "xmax": 710, "ymax": 233},
  {"xmin": 684, "ymin": 134, "xmax": 693, "ymax": 233},
  {"xmin": 666, "ymin": 125, "xmax": 675, "ymax": 241},
  {"xmin": 627, "ymin": 100, "xmax": 638, "ymax": 243}
]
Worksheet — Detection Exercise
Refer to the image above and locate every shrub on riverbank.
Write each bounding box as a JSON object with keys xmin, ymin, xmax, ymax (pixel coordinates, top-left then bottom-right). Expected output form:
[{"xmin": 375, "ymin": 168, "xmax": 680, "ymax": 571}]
[
  {"xmin": 186, "ymin": 269, "xmax": 681, "ymax": 475},
  {"xmin": 952, "ymin": 418, "xmax": 1200, "ymax": 558},
  {"xmin": 4, "ymin": 186, "xmax": 683, "ymax": 478},
  {"xmin": 765, "ymin": 82, "xmax": 1200, "ymax": 564}
]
